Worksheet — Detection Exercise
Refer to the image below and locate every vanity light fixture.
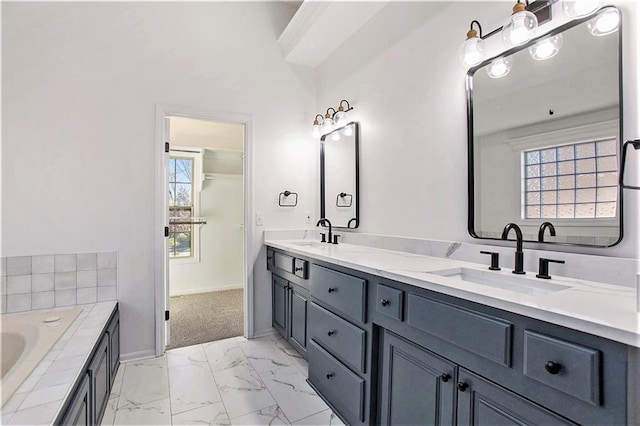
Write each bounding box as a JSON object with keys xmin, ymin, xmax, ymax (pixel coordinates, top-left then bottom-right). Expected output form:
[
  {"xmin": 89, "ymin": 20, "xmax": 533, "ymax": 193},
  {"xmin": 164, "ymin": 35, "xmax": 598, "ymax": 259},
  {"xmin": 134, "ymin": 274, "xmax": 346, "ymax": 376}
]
[
  {"xmin": 562, "ymin": 0, "xmax": 602, "ymax": 18},
  {"xmin": 502, "ymin": 0, "xmax": 538, "ymax": 47},
  {"xmin": 312, "ymin": 114, "xmax": 324, "ymax": 138},
  {"xmin": 529, "ymin": 33, "xmax": 563, "ymax": 60},
  {"xmin": 587, "ymin": 7, "xmax": 620, "ymax": 37},
  {"xmin": 459, "ymin": 20, "xmax": 486, "ymax": 68},
  {"xmin": 486, "ymin": 57, "xmax": 512, "ymax": 78},
  {"xmin": 312, "ymin": 100, "xmax": 355, "ymax": 137}
]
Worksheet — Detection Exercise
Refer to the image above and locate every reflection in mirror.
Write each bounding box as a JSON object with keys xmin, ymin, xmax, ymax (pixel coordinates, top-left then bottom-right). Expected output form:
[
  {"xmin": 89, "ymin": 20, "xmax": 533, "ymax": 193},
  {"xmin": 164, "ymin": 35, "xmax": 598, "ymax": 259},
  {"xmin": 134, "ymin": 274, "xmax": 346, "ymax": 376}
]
[
  {"xmin": 468, "ymin": 7, "xmax": 622, "ymax": 247},
  {"xmin": 321, "ymin": 122, "xmax": 359, "ymax": 228}
]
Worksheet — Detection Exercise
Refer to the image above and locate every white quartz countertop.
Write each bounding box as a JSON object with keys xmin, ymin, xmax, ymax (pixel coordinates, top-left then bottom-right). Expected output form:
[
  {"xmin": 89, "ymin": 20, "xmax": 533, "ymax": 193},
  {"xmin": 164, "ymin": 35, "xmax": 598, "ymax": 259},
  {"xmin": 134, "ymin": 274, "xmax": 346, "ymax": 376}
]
[
  {"xmin": 1, "ymin": 301, "xmax": 118, "ymax": 425},
  {"xmin": 265, "ymin": 239, "xmax": 640, "ymax": 348}
]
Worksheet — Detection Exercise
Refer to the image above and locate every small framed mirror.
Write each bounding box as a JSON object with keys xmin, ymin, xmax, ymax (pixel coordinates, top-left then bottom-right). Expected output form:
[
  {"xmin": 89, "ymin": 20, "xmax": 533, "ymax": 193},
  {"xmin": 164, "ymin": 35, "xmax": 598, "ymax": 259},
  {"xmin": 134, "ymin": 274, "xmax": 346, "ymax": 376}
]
[
  {"xmin": 467, "ymin": 6, "xmax": 622, "ymax": 247},
  {"xmin": 320, "ymin": 122, "xmax": 359, "ymax": 228}
]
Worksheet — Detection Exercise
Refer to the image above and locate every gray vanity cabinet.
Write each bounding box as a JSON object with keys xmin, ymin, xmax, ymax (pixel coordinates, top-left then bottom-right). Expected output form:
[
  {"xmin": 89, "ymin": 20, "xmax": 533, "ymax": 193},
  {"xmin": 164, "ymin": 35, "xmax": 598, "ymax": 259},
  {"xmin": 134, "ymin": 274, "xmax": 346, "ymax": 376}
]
[
  {"xmin": 271, "ymin": 273, "xmax": 309, "ymax": 357},
  {"xmin": 59, "ymin": 372, "xmax": 91, "ymax": 425},
  {"xmin": 89, "ymin": 334, "xmax": 110, "ymax": 425},
  {"xmin": 379, "ymin": 331, "xmax": 456, "ymax": 426},
  {"xmin": 107, "ymin": 310, "xmax": 120, "ymax": 387},
  {"xmin": 272, "ymin": 275, "xmax": 288, "ymax": 337}
]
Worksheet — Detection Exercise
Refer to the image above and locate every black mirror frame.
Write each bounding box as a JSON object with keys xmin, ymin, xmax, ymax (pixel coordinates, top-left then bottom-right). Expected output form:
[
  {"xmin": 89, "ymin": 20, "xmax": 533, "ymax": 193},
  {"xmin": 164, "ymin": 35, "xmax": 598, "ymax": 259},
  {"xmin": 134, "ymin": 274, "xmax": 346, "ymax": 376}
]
[
  {"xmin": 466, "ymin": 6, "xmax": 624, "ymax": 248},
  {"xmin": 320, "ymin": 121, "xmax": 360, "ymax": 229}
]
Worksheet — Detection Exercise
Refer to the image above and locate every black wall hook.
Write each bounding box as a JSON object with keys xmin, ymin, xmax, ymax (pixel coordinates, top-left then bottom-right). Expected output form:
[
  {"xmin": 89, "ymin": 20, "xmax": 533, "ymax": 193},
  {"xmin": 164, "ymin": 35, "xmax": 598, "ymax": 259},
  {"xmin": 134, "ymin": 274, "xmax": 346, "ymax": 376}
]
[{"xmin": 620, "ymin": 139, "xmax": 640, "ymax": 190}]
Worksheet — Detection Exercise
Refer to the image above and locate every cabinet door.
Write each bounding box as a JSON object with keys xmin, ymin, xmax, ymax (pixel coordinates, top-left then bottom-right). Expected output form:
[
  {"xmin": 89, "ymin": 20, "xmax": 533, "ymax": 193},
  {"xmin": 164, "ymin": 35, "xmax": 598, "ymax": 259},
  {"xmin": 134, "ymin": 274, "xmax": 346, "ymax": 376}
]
[
  {"xmin": 289, "ymin": 285, "xmax": 308, "ymax": 356},
  {"xmin": 457, "ymin": 368, "xmax": 577, "ymax": 425},
  {"xmin": 107, "ymin": 311, "xmax": 120, "ymax": 387},
  {"xmin": 272, "ymin": 275, "xmax": 288, "ymax": 338},
  {"xmin": 379, "ymin": 331, "xmax": 456, "ymax": 426},
  {"xmin": 60, "ymin": 372, "xmax": 91, "ymax": 426},
  {"xmin": 89, "ymin": 334, "xmax": 110, "ymax": 425}
]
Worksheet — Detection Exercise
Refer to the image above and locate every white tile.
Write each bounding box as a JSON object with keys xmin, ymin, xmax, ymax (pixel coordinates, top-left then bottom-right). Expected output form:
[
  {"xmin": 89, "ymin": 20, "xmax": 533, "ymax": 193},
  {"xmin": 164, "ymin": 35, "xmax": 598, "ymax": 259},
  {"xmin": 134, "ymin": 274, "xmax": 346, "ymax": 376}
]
[
  {"xmin": 6, "ymin": 256, "xmax": 31, "ymax": 276},
  {"xmin": 98, "ymin": 285, "xmax": 117, "ymax": 302},
  {"xmin": 260, "ymin": 366, "xmax": 328, "ymax": 422},
  {"xmin": 171, "ymin": 401, "xmax": 230, "ymax": 425},
  {"xmin": 111, "ymin": 364, "xmax": 126, "ymax": 396},
  {"xmin": 169, "ymin": 361, "xmax": 222, "ymax": 415},
  {"xmin": 15, "ymin": 375, "xmax": 40, "ymax": 394},
  {"xmin": 54, "ymin": 271, "xmax": 76, "ymax": 290},
  {"xmin": 213, "ymin": 362, "xmax": 275, "ymax": 419},
  {"xmin": 55, "ymin": 289, "xmax": 76, "ymax": 307},
  {"xmin": 19, "ymin": 383, "xmax": 69, "ymax": 409},
  {"xmin": 77, "ymin": 287, "xmax": 97, "ymax": 304},
  {"xmin": 55, "ymin": 254, "xmax": 77, "ymax": 272},
  {"xmin": 32, "ymin": 291, "xmax": 55, "ymax": 310},
  {"xmin": 101, "ymin": 394, "xmax": 119, "ymax": 426},
  {"xmin": 204, "ymin": 339, "xmax": 248, "ymax": 372},
  {"xmin": 113, "ymin": 396, "xmax": 171, "ymax": 425},
  {"xmin": 238, "ymin": 337, "xmax": 293, "ymax": 373},
  {"xmin": 118, "ymin": 356, "xmax": 169, "ymax": 409},
  {"xmin": 230, "ymin": 404, "xmax": 290, "ymax": 425},
  {"xmin": 98, "ymin": 252, "xmax": 118, "ymax": 269},
  {"xmin": 292, "ymin": 409, "xmax": 345, "ymax": 426},
  {"xmin": 32, "ymin": 273, "xmax": 55, "ymax": 292},
  {"xmin": 77, "ymin": 270, "xmax": 97, "ymax": 288},
  {"xmin": 2, "ymin": 391, "xmax": 28, "ymax": 414},
  {"xmin": 98, "ymin": 269, "xmax": 117, "ymax": 286},
  {"xmin": 77, "ymin": 253, "xmax": 97, "ymax": 271},
  {"xmin": 167, "ymin": 344, "xmax": 209, "ymax": 368},
  {"xmin": 1, "ymin": 295, "xmax": 6, "ymax": 314},
  {"xmin": 34, "ymin": 367, "xmax": 77, "ymax": 390},
  {"xmin": 46, "ymin": 354, "xmax": 87, "ymax": 375},
  {"xmin": 1, "ymin": 257, "xmax": 6, "ymax": 276},
  {"xmin": 7, "ymin": 293, "xmax": 31, "ymax": 313},
  {"xmin": 7, "ymin": 275, "xmax": 31, "ymax": 294},
  {"xmin": 1, "ymin": 276, "xmax": 6, "ymax": 295},
  {"xmin": 32, "ymin": 255, "xmax": 54, "ymax": 274},
  {"xmin": 30, "ymin": 360, "xmax": 53, "ymax": 377},
  {"xmin": 6, "ymin": 400, "xmax": 60, "ymax": 425}
]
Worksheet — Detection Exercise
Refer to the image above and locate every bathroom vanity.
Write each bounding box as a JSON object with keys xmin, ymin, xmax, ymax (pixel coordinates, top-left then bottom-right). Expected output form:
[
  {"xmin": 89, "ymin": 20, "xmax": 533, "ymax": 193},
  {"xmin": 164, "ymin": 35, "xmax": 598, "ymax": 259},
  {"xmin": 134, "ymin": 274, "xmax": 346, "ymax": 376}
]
[{"xmin": 266, "ymin": 240, "xmax": 639, "ymax": 426}]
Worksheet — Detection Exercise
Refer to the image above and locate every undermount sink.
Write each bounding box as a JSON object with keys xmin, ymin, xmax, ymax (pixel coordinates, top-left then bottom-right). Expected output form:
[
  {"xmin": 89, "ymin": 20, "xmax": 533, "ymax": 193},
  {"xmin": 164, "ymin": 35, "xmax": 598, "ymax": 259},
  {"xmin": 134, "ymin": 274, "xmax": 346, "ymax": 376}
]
[
  {"xmin": 290, "ymin": 241, "xmax": 327, "ymax": 248},
  {"xmin": 431, "ymin": 267, "xmax": 571, "ymax": 296}
]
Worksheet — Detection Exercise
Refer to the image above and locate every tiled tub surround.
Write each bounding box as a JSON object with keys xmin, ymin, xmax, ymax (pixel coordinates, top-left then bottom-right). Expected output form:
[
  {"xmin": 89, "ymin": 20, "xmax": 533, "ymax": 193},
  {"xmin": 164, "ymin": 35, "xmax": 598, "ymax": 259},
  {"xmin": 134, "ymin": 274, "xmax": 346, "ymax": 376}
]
[
  {"xmin": 1, "ymin": 252, "xmax": 118, "ymax": 314},
  {"xmin": 264, "ymin": 235, "xmax": 640, "ymax": 348},
  {"xmin": 1, "ymin": 301, "xmax": 117, "ymax": 425}
]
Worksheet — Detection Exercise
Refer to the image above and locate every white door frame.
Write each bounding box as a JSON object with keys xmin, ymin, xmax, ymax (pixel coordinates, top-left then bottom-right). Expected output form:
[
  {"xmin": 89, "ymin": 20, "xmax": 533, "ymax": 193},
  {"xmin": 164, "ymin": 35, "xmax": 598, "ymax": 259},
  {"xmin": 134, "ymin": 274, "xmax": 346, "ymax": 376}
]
[{"xmin": 154, "ymin": 104, "xmax": 254, "ymax": 356}]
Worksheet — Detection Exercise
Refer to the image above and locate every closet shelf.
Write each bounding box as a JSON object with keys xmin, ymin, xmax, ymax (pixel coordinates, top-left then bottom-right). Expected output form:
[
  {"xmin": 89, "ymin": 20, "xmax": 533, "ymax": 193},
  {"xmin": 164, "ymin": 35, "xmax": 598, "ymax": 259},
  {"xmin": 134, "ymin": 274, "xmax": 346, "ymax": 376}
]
[
  {"xmin": 169, "ymin": 217, "xmax": 208, "ymax": 225},
  {"xmin": 202, "ymin": 172, "xmax": 242, "ymax": 180}
]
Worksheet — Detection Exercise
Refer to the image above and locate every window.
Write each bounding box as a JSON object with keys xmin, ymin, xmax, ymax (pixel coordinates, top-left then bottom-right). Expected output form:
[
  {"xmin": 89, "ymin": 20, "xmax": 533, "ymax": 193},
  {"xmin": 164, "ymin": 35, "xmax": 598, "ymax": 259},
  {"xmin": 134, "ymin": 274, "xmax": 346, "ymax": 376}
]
[
  {"xmin": 522, "ymin": 139, "xmax": 618, "ymax": 219},
  {"xmin": 169, "ymin": 156, "xmax": 194, "ymax": 257}
]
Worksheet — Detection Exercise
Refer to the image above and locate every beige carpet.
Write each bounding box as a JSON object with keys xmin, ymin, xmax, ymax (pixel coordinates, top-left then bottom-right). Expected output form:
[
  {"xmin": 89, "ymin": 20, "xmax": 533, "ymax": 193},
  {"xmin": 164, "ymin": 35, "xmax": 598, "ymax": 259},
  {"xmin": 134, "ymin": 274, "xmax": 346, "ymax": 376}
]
[{"xmin": 168, "ymin": 288, "xmax": 244, "ymax": 350}]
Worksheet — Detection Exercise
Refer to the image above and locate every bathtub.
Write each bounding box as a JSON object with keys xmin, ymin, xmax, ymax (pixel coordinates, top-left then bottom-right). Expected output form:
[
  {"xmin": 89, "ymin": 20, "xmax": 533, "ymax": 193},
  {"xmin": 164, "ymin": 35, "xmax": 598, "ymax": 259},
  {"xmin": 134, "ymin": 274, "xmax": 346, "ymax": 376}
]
[{"xmin": 0, "ymin": 308, "xmax": 81, "ymax": 407}]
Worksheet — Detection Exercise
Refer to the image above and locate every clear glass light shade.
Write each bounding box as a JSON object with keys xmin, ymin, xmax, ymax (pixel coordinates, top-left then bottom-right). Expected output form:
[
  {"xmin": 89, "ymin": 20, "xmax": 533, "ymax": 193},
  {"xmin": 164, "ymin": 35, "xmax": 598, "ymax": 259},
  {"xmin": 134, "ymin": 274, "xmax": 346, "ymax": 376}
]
[
  {"xmin": 334, "ymin": 110, "xmax": 348, "ymax": 127},
  {"xmin": 486, "ymin": 57, "xmax": 512, "ymax": 79},
  {"xmin": 458, "ymin": 36, "xmax": 486, "ymax": 67},
  {"xmin": 529, "ymin": 34, "xmax": 563, "ymax": 60},
  {"xmin": 331, "ymin": 131, "xmax": 340, "ymax": 141},
  {"xmin": 312, "ymin": 124, "xmax": 321, "ymax": 138},
  {"xmin": 321, "ymin": 117, "xmax": 334, "ymax": 134},
  {"xmin": 562, "ymin": 0, "xmax": 602, "ymax": 18},
  {"xmin": 342, "ymin": 124, "xmax": 353, "ymax": 137},
  {"xmin": 588, "ymin": 9, "xmax": 620, "ymax": 36},
  {"xmin": 502, "ymin": 10, "xmax": 538, "ymax": 47}
]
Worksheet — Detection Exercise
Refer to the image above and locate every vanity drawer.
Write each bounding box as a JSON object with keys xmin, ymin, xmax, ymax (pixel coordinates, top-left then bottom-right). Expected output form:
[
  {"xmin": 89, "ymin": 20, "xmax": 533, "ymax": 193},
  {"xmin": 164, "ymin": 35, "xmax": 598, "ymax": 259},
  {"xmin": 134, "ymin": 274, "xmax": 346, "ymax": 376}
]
[
  {"xmin": 274, "ymin": 252, "xmax": 295, "ymax": 274},
  {"xmin": 308, "ymin": 302, "xmax": 366, "ymax": 373},
  {"xmin": 294, "ymin": 258, "xmax": 308, "ymax": 279},
  {"xmin": 310, "ymin": 264, "xmax": 366, "ymax": 323},
  {"xmin": 406, "ymin": 293, "xmax": 513, "ymax": 366},
  {"xmin": 523, "ymin": 330, "xmax": 601, "ymax": 405},
  {"xmin": 308, "ymin": 339, "xmax": 365, "ymax": 425},
  {"xmin": 376, "ymin": 284, "xmax": 403, "ymax": 321}
]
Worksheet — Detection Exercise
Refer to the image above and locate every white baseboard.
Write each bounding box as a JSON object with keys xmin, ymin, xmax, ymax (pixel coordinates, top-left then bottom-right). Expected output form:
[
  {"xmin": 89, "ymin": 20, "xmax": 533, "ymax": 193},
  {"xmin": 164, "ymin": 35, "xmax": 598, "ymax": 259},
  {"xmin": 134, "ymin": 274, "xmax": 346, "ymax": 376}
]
[
  {"xmin": 253, "ymin": 327, "xmax": 277, "ymax": 339},
  {"xmin": 120, "ymin": 349, "xmax": 157, "ymax": 363},
  {"xmin": 170, "ymin": 284, "xmax": 244, "ymax": 297}
]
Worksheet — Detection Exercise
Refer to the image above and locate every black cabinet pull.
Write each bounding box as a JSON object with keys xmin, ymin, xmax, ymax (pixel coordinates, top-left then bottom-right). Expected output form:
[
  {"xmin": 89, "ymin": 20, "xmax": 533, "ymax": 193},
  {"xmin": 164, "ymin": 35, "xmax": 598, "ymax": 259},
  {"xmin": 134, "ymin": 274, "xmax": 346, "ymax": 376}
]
[
  {"xmin": 380, "ymin": 299, "xmax": 390, "ymax": 307},
  {"xmin": 328, "ymin": 287, "xmax": 336, "ymax": 293},
  {"xmin": 545, "ymin": 361, "xmax": 562, "ymax": 375},
  {"xmin": 295, "ymin": 267, "xmax": 304, "ymax": 272},
  {"xmin": 327, "ymin": 330, "xmax": 335, "ymax": 336},
  {"xmin": 441, "ymin": 373, "xmax": 451, "ymax": 382},
  {"xmin": 457, "ymin": 382, "xmax": 468, "ymax": 392},
  {"xmin": 326, "ymin": 373, "xmax": 334, "ymax": 379}
]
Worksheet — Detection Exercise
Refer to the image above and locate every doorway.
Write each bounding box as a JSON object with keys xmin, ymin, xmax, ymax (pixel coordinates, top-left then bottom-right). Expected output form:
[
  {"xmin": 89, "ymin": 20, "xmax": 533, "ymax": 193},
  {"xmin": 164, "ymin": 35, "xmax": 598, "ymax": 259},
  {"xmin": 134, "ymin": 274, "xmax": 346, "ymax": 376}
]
[{"xmin": 154, "ymin": 106, "xmax": 254, "ymax": 355}]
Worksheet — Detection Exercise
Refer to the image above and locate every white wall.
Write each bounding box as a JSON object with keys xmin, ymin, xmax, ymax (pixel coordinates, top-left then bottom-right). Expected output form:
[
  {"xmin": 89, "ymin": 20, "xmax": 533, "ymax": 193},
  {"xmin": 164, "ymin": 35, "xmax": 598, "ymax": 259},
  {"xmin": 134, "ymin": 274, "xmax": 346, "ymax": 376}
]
[
  {"xmin": 2, "ymin": 2, "xmax": 317, "ymax": 358},
  {"xmin": 316, "ymin": 1, "xmax": 639, "ymax": 259}
]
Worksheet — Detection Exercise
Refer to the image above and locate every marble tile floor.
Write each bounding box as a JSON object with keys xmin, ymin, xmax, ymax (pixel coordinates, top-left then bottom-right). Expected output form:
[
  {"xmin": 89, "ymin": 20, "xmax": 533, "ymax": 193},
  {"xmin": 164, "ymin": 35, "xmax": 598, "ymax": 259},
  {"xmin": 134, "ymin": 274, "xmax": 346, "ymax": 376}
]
[{"xmin": 102, "ymin": 334, "xmax": 345, "ymax": 426}]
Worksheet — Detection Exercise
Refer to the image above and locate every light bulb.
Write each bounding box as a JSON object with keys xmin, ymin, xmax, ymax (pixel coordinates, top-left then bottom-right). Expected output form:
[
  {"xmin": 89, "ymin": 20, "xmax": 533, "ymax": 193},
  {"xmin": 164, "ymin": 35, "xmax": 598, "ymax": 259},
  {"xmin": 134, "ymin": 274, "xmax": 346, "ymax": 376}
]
[
  {"xmin": 458, "ymin": 29, "xmax": 485, "ymax": 68},
  {"xmin": 588, "ymin": 8, "xmax": 620, "ymax": 36},
  {"xmin": 342, "ymin": 124, "xmax": 353, "ymax": 137},
  {"xmin": 312, "ymin": 124, "xmax": 320, "ymax": 138},
  {"xmin": 562, "ymin": 0, "xmax": 602, "ymax": 18},
  {"xmin": 486, "ymin": 57, "xmax": 512, "ymax": 79},
  {"xmin": 334, "ymin": 110, "xmax": 348, "ymax": 127},
  {"xmin": 529, "ymin": 34, "xmax": 563, "ymax": 60},
  {"xmin": 502, "ymin": 3, "xmax": 538, "ymax": 47},
  {"xmin": 331, "ymin": 131, "xmax": 340, "ymax": 141},
  {"xmin": 321, "ymin": 117, "xmax": 334, "ymax": 134}
]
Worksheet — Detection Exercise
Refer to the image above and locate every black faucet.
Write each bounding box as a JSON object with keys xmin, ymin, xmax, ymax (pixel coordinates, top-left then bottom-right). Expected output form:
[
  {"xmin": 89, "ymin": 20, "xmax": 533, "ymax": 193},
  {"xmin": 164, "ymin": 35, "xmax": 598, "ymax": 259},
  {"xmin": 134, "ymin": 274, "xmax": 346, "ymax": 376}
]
[
  {"xmin": 316, "ymin": 218, "xmax": 332, "ymax": 243},
  {"xmin": 538, "ymin": 222, "xmax": 556, "ymax": 242},
  {"xmin": 501, "ymin": 223, "xmax": 525, "ymax": 275}
]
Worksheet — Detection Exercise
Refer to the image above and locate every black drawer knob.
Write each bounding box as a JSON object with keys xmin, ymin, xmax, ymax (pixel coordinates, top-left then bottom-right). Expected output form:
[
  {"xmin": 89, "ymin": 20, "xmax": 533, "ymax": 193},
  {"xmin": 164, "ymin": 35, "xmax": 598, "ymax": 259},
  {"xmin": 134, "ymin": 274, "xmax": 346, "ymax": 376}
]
[
  {"xmin": 326, "ymin": 373, "xmax": 334, "ymax": 379},
  {"xmin": 457, "ymin": 382, "xmax": 468, "ymax": 392},
  {"xmin": 327, "ymin": 287, "xmax": 336, "ymax": 293},
  {"xmin": 327, "ymin": 330, "xmax": 335, "ymax": 336},
  {"xmin": 380, "ymin": 299, "xmax": 390, "ymax": 307},
  {"xmin": 441, "ymin": 373, "xmax": 451, "ymax": 382},
  {"xmin": 545, "ymin": 361, "xmax": 562, "ymax": 375}
]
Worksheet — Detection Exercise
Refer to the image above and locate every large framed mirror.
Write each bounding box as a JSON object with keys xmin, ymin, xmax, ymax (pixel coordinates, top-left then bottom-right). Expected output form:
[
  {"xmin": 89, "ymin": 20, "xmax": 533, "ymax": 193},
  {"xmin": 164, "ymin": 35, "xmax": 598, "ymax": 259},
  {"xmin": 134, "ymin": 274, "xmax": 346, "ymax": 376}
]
[
  {"xmin": 467, "ymin": 6, "xmax": 622, "ymax": 247},
  {"xmin": 320, "ymin": 121, "xmax": 359, "ymax": 228}
]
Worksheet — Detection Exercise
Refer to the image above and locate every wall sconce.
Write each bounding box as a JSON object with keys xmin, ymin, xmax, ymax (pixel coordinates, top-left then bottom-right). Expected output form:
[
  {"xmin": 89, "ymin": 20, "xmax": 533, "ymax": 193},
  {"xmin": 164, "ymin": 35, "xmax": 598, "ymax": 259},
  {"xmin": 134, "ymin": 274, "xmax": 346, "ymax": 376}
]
[
  {"xmin": 312, "ymin": 100, "xmax": 354, "ymax": 138},
  {"xmin": 502, "ymin": 1, "xmax": 539, "ymax": 47},
  {"xmin": 458, "ymin": 20, "xmax": 486, "ymax": 67}
]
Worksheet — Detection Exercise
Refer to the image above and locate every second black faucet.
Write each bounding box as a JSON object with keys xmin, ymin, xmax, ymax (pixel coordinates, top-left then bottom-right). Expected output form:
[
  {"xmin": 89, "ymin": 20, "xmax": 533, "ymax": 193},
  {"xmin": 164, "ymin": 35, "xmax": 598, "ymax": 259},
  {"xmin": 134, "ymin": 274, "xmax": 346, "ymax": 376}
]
[{"xmin": 501, "ymin": 223, "xmax": 525, "ymax": 274}]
